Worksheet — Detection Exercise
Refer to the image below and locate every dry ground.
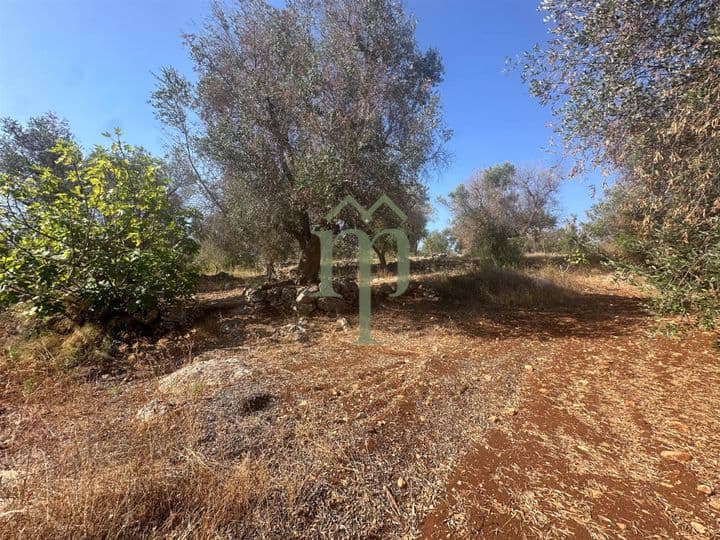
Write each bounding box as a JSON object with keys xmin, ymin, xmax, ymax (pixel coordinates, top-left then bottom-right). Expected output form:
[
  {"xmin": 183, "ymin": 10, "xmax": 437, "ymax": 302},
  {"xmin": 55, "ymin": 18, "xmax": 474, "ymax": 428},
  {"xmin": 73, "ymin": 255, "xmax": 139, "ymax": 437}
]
[{"xmin": 0, "ymin": 262, "xmax": 718, "ymax": 538}]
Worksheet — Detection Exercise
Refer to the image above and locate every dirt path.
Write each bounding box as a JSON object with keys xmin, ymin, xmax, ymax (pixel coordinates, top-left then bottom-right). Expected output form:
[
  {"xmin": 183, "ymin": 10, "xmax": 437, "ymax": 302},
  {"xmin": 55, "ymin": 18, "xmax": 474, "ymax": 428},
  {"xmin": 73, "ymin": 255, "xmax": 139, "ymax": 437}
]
[{"xmin": 421, "ymin": 296, "xmax": 720, "ymax": 538}]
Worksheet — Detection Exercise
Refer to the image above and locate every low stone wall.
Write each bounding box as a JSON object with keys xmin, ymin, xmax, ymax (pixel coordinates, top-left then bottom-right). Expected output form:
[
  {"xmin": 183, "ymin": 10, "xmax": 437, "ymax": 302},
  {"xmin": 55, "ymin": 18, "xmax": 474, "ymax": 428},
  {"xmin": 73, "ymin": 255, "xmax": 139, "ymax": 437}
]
[{"xmin": 243, "ymin": 278, "xmax": 360, "ymax": 315}]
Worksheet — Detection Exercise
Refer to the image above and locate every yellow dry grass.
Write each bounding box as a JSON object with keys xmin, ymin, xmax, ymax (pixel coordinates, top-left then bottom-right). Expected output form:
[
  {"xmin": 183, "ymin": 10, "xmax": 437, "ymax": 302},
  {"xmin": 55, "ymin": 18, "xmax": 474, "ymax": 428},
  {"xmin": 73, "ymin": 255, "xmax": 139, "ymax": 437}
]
[{"xmin": 0, "ymin": 261, "xmax": 717, "ymax": 539}]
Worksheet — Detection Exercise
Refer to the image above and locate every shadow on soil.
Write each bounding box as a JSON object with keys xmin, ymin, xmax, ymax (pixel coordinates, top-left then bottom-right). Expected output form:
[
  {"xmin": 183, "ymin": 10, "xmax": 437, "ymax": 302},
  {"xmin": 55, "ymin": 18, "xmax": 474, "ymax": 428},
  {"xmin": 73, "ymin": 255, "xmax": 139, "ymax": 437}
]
[
  {"xmin": 190, "ymin": 267, "xmax": 649, "ymax": 355},
  {"xmin": 373, "ymin": 269, "xmax": 649, "ymax": 341}
]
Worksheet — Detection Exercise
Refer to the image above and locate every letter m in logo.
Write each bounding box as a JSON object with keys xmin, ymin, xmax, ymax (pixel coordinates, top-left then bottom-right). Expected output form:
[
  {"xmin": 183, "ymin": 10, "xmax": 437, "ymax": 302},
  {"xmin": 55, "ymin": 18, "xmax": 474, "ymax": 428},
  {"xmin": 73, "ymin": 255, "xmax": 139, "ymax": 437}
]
[{"xmin": 312, "ymin": 195, "xmax": 410, "ymax": 344}]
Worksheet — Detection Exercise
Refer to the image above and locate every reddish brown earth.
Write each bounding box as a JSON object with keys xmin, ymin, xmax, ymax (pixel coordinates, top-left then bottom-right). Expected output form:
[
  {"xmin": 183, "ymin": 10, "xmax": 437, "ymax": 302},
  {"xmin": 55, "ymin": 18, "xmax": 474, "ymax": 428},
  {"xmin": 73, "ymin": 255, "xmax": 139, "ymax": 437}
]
[
  {"xmin": 1, "ymin": 267, "xmax": 718, "ymax": 538},
  {"xmin": 421, "ymin": 295, "xmax": 720, "ymax": 539}
]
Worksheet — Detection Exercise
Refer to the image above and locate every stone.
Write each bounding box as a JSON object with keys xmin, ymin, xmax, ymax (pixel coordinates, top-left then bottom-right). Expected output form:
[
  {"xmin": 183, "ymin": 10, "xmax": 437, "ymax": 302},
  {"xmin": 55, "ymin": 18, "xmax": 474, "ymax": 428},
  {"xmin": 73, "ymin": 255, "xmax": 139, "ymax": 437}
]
[
  {"xmin": 376, "ymin": 283, "xmax": 395, "ymax": 297},
  {"xmin": 136, "ymin": 400, "xmax": 167, "ymax": 422},
  {"xmin": 317, "ymin": 296, "xmax": 350, "ymax": 314},
  {"xmin": 264, "ymin": 287, "xmax": 283, "ymax": 305},
  {"xmin": 295, "ymin": 287, "xmax": 318, "ymax": 304},
  {"xmin": 158, "ymin": 354, "xmax": 251, "ymax": 395},
  {"xmin": 0, "ymin": 470, "xmax": 18, "ymax": 487},
  {"xmin": 294, "ymin": 302, "xmax": 316, "ymax": 316},
  {"xmin": 691, "ymin": 522, "xmax": 706, "ymax": 535},
  {"xmin": 278, "ymin": 323, "xmax": 308, "ymax": 342},
  {"xmin": 280, "ymin": 287, "xmax": 296, "ymax": 305},
  {"xmin": 337, "ymin": 317, "xmax": 349, "ymax": 331},
  {"xmin": 294, "ymin": 288, "xmax": 318, "ymax": 315},
  {"xmin": 396, "ymin": 477, "xmax": 407, "ymax": 489},
  {"xmin": 697, "ymin": 484, "xmax": 714, "ymax": 495},
  {"xmin": 524, "ymin": 364, "xmax": 534, "ymax": 372},
  {"xmin": 336, "ymin": 280, "xmax": 359, "ymax": 303},
  {"xmin": 709, "ymin": 496, "xmax": 720, "ymax": 510},
  {"xmin": 659, "ymin": 450, "xmax": 692, "ymax": 463},
  {"xmin": 246, "ymin": 288, "xmax": 267, "ymax": 303}
]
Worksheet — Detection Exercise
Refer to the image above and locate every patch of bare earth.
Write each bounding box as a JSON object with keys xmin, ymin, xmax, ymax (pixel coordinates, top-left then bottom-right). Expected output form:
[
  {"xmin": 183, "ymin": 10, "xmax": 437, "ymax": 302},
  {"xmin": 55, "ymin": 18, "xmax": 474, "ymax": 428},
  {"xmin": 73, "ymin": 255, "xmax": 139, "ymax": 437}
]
[
  {"xmin": 0, "ymin": 266, "xmax": 718, "ymax": 538},
  {"xmin": 421, "ymin": 279, "xmax": 720, "ymax": 539}
]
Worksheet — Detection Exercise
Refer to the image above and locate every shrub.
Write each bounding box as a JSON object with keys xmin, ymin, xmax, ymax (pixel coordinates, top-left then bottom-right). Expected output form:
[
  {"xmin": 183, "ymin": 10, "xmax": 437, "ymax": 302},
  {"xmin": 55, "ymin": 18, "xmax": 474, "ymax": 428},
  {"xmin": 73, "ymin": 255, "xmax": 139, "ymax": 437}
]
[{"xmin": 0, "ymin": 135, "xmax": 198, "ymax": 320}]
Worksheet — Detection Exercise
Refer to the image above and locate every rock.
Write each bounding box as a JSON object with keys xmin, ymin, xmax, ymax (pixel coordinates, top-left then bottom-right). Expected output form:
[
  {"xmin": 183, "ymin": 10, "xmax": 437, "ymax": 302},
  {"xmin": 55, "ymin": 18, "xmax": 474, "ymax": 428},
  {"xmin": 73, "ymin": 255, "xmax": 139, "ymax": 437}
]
[
  {"xmin": 250, "ymin": 301, "xmax": 269, "ymax": 312},
  {"xmin": 709, "ymin": 496, "xmax": 720, "ymax": 510},
  {"xmin": 280, "ymin": 287, "xmax": 296, "ymax": 305},
  {"xmin": 158, "ymin": 353, "xmax": 251, "ymax": 395},
  {"xmin": 524, "ymin": 364, "xmax": 534, "ymax": 372},
  {"xmin": 295, "ymin": 287, "xmax": 318, "ymax": 304},
  {"xmin": 488, "ymin": 415, "xmax": 499, "ymax": 423},
  {"xmin": 264, "ymin": 287, "xmax": 283, "ymax": 306},
  {"xmin": 396, "ymin": 477, "xmax": 407, "ymax": 489},
  {"xmin": 0, "ymin": 470, "xmax": 18, "ymax": 487},
  {"xmin": 660, "ymin": 450, "xmax": 692, "ymax": 463},
  {"xmin": 278, "ymin": 323, "xmax": 308, "ymax": 342},
  {"xmin": 376, "ymin": 283, "xmax": 394, "ymax": 297},
  {"xmin": 294, "ymin": 302, "xmax": 316, "ymax": 316},
  {"xmin": 337, "ymin": 317, "xmax": 349, "ymax": 331},
  {"xmin": 136, "ymin": 400, "xmax": 167, "ymax": 422},
  {"xmin": 697, "ymin": 484, "xmax": 714, "ymax": 495},
  {"xmin": 317, "ymin": 296, "xmax": 350, "ymax": 314},
  {"xmin": 246, "ymin": 288, "xmax": 267, "ymax": 304},
  {"xmin": 690, "ymin": 522, "xmax": 706, "ymax": 535},
  {"xmin": 294, "ymin": 287, "xmax": 318, "ymax": 315},
  {"xmin": 335, "ymin": 280, "xmax": 359, "ymax": 303}
]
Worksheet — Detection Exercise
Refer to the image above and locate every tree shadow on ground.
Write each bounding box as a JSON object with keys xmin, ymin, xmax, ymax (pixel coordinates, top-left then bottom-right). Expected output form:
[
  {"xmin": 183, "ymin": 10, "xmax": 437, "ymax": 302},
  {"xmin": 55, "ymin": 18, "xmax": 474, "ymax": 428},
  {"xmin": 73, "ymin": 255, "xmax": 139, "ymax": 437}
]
[{"xmin": 373, "ymin": 269, "xmax": 649, "ymax": 341}]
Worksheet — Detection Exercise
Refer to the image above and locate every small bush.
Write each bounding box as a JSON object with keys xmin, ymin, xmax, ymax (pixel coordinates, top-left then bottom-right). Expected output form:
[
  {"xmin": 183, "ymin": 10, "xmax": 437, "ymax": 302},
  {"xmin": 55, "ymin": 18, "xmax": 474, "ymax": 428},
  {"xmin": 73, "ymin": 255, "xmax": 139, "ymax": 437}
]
[{"xmin": 0, "ymin": 135, "xmax": 198, "ymax": 321}]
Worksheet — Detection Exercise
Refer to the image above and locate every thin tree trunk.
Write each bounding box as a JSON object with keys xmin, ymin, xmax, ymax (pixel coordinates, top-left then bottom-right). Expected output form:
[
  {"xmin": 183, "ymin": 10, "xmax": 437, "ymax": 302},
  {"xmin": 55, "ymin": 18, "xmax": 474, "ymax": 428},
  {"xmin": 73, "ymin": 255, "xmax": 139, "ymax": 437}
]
[
  {"xmin": 297, "ymin": 234, "xmax": 321, "ymax": 283},
  {"xmin": 372, "ymin": 245, "xmax": 388, "ymax": 269},
  {"xmin": 295, "ymin": 211, "xmax": 321, "ymax": 283}
]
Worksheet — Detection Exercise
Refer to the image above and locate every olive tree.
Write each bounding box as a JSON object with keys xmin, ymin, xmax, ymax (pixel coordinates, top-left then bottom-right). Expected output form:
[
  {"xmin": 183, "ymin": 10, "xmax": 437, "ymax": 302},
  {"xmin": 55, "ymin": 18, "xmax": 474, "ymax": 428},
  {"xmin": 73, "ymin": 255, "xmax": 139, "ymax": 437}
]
[
  {"xmin": 152, "ymin": 0, "xmax": 449, "ymax": 282},
  {"xmin": 523, "ymin": 0, "xmax": 720, "ymax": 321},
  {"xmin": 445, "ymin": 163, "xmax": 561, "ymax": 263}
]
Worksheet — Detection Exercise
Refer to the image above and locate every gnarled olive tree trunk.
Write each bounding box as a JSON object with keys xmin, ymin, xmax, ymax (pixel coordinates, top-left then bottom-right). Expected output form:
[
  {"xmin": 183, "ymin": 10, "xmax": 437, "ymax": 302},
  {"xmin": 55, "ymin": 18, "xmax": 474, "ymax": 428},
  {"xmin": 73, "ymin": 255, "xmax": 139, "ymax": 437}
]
[{"xmin": 297, "ymin": 233, "xmax": 321, "ymax": 284}]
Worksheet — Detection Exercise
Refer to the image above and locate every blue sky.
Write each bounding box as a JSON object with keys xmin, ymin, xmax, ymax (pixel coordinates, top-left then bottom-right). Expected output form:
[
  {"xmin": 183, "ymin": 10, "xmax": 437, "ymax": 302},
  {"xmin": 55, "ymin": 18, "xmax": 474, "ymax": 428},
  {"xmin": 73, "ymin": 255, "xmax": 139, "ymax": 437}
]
[{"xmin": 0, "ymin": 0, "xmax": 607, "ymax": 230}]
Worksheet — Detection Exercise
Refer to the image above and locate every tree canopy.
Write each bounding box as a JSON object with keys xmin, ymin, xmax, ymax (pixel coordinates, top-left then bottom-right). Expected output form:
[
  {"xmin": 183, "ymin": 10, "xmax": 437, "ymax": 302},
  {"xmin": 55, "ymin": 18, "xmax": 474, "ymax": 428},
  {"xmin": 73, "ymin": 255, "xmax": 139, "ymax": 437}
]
[
  {"xmin": 524, "ymin": 0, "xmax": 720, "ymax": 321},
  {"xmin": 445, "ymin": 162, "xmax": 561, "ymax": 263},
  {"xmin": 0, "ymin": 124, "xmax": 198, "ymax": 320},
  {"xmin": 152, "ymin": 0, "xmax": 450, "ymax": 282}
]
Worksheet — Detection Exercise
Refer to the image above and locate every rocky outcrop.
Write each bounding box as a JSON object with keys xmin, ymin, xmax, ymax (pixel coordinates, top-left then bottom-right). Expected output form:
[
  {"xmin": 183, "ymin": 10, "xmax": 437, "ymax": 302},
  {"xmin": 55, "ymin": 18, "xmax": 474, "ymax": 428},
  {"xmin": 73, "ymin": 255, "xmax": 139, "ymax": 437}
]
[{"xmin": 157, "ymin": 352, "xmax": 251, "ymax": 395}]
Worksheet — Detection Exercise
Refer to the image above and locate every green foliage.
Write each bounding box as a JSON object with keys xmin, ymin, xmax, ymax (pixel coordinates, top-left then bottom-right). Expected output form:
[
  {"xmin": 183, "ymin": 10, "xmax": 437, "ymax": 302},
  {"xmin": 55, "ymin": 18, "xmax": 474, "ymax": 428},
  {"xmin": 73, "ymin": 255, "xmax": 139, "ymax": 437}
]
[
  {"xmin": 152, "ymin": 0, "xmax": 450, "ymax": 282},
  {"xmin": 611, "ymin": 225, "xmax": 720, "ymax": 327},
  {"xmin": 524, "ymin": 0, "xmax": 720, "ymax": 323},
  {"xmin": 444, "ymin": 163, "xmax": 560, "ymax": 265},
  {"xmin": 0, "ymin": 135, "xmax": 198, "ymax": 320},
  {"xmin": 420, "ymin": 229, "xmax": 454, "ymax": 256}
]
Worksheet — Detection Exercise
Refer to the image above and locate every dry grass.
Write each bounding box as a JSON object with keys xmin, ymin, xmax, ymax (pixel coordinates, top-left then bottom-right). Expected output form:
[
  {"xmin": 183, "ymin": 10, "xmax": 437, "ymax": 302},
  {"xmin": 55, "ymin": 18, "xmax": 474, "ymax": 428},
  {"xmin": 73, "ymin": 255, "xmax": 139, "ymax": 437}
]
[
  {"xmin": 0, "ymin": 261, "xmax": 717, "ymax": 539},
  {"xmin": 421, "ymin": 264, "xmax": 580, "ymax": 308}
]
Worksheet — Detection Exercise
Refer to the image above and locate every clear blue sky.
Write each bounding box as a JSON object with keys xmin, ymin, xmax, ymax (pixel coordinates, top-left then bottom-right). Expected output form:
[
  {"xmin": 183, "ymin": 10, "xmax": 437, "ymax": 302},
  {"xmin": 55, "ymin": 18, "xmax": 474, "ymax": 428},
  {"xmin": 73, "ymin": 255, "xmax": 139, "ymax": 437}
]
[{"xmin": 0, "ymin": 0, "xmax": 607, "ymax": 230}]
